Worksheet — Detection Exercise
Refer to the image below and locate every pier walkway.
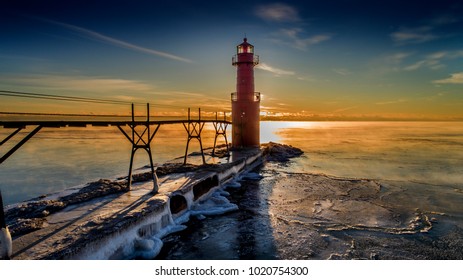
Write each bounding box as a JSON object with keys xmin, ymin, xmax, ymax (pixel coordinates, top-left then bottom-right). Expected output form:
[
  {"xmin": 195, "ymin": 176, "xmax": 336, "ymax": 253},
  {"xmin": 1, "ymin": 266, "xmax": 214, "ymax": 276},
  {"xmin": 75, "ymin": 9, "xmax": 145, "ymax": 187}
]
[
  {"xmin": 1, "ymin": 104, "xmax": 231, "ymax": 193},
  {"xmin": 1, "ymin": 90, "xmax": 239, "ymax": 260},
  {"xmin": 10, "ymin": 148, "xmax": 261, "ymax": 259}
]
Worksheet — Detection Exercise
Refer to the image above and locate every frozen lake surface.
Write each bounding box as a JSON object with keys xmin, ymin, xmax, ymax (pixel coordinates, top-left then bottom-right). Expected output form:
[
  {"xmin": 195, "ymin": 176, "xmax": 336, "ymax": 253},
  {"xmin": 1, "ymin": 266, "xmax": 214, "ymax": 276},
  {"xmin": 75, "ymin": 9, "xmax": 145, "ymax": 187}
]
[{"xmin": 2, "ymin": 121, "xmax": 463, "ymax": 259}]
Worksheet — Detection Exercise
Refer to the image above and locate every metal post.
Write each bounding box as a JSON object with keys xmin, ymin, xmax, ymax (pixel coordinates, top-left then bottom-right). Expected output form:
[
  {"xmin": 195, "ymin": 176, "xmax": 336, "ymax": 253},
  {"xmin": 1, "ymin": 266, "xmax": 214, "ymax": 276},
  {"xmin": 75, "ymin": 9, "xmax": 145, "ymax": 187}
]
[
  {"xmin": 198, "ymin": 132, "xmax": 206, "ymax": 164},
  {"xmin": 183, "ymin": 108, "xmax": 191, "ymax": 165},
  {"xmin": 146, "ymin": 146, "xmax": 159, "ymax": 193},
  {"xmin": 183, "ymin": 108, "xmax": 206, "ymax": 165},
  {"xmin": 215, "ymin": 112, "xmax": 219, "ymax": 154},
  {"xmin": 126, "ymin": 104, "xmax": 136, "ymax": 190},
  {"xmin": 147, "ymin": 103, "xmax": 150, "ymax": 138},
  {"xmin": 212, "ymin": 112, "xmax": 229, "ymax": 157},
  {"xmin": 197, "ymin": 107, "xmax": 205, "ymax": 164},
  {"xmin": 223, "ymin": 112, "xmax": 230, "ymax": 155},
  {"xmin": 0, "ymin": 189, "xmax": 12, "ymax": 260},
  {"xmin": 145, "ymin": 103, "xmax": 159, "ymax": 193},
  {"xmin": 127, "ymin": 148, "xmax": 136, "ymax": 190},
  {"xmin": 0, "ymin": 190, "xmax": 6, "ymax": 229},
  {"xmin": 123, "ymin": 103, "xmax": 159, "ymax": 193}
]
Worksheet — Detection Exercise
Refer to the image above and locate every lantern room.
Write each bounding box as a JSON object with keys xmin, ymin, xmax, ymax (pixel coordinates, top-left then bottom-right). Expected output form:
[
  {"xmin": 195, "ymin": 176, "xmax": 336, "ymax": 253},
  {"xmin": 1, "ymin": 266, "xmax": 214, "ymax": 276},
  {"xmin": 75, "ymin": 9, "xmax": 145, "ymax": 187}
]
[{"xmin": 237, "ymin": 38, "xmax": 254, "ymax": 54}]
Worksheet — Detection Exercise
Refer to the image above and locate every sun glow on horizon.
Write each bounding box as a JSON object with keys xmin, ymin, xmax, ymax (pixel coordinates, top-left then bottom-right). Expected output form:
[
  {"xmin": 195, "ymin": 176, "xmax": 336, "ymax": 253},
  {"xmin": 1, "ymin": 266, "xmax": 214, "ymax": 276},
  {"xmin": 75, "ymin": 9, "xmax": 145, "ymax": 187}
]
[{"xmin": 2, "ymin": 1, "xmax": 463, "ymax": 121}]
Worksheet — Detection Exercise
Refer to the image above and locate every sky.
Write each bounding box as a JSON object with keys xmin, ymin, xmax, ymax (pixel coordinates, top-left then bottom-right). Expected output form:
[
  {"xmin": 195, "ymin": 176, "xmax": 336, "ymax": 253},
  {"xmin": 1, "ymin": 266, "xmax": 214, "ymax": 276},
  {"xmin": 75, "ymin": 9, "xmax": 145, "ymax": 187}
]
[{"xmin": 1, "ymin": 0, "xmax": 463, "ymax": 120}]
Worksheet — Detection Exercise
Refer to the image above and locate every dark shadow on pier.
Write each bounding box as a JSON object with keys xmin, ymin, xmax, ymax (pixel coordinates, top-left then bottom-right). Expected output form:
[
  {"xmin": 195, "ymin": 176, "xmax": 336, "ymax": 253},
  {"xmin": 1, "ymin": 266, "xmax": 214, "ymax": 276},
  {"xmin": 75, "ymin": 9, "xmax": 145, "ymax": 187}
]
[
  {"xmin": 11, "ymin": 191, "xmax": 126, "ymax": 258},
  {"xmin": 156, "ymin": 164, "xmax": 278, "ymax": 260}
]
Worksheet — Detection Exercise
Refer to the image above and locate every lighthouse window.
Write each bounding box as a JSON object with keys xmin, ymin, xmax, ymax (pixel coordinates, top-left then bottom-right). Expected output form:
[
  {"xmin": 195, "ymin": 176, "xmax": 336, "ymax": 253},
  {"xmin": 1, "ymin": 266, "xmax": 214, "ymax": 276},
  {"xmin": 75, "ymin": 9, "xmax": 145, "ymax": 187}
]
[{"xmin": 237, "ymin": 44, "xmax": 253, "ymax": 54}]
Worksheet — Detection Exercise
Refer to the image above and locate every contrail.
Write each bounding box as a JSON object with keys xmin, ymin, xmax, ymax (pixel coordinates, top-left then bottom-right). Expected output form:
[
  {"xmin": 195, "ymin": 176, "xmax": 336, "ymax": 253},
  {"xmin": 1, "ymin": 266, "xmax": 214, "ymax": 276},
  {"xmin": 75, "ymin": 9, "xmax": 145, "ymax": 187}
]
[{"xmin": 43, "ymin": 18, "xmax": 193, "ymax": 63}]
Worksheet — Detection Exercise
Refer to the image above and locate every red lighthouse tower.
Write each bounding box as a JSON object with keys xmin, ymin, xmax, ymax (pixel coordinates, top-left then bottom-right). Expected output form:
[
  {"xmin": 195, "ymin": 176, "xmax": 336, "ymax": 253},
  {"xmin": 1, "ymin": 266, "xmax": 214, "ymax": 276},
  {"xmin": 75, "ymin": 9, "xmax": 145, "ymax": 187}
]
[{"xmin": 231, "ymin": 37, "xmax": 260, "ymax": 148}]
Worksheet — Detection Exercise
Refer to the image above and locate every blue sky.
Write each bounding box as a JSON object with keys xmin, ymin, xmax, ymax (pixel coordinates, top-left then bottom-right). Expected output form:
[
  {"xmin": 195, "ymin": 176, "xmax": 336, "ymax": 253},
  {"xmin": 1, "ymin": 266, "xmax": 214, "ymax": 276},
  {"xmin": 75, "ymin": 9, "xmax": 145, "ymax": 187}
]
[{"xmin": 1, "ymin": 0, "xmax": 463, "ymax": 119}]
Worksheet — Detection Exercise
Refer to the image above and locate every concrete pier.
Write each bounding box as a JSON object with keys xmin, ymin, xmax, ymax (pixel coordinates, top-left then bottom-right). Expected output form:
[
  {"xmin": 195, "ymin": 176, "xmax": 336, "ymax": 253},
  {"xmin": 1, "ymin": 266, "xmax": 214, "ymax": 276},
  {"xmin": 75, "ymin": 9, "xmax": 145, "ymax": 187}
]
[{"xmin": 10, "ymin": 148, "xmax": 262, "ymax": 260}]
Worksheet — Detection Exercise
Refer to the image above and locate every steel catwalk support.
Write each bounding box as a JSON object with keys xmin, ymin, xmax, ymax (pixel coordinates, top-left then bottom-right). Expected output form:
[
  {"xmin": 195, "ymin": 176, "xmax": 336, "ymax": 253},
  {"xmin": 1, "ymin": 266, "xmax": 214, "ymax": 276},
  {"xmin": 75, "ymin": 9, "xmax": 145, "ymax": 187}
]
[
  {"xmin": 182, "ymin": 108, "xmax": 206, "ymax": 165},
  {"xmin": 1, "ymin": 127, "xmax": 23, "ymax": 146},
  {"xmin": 117, "ymin": 103, "xmax": 160, "ymax": 193},
  {"xmin": 212, "ymin": 112, "xmax": 229, "ymax": 157},
  {"xmin": 0, "ymin": 125, "xmax": 42, "ymax": 165}
]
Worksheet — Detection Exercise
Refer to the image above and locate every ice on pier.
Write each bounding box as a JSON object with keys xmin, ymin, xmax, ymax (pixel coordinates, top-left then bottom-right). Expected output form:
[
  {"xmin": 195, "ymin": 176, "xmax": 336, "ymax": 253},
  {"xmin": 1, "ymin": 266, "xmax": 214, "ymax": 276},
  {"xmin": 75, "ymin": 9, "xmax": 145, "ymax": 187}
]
[
  {"xmin": 10, "ymin": 144, "xmax": 315, "ymax": 260},
  {"xmin": 190, "ymin": 192, "xmax": 239, "ymax": 217}
]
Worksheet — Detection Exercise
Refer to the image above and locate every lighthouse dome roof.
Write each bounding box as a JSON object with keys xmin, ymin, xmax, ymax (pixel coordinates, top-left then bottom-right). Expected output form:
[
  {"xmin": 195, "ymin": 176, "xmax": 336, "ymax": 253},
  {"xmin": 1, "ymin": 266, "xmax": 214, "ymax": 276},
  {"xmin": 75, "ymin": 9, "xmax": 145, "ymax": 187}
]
[
  {"xmin": 239, "ymin": 37, "xmax": 253, "ymax": 46},
  {"xmin": 237, "ymin": 37, "xmax": 254, "ymax": 54}
]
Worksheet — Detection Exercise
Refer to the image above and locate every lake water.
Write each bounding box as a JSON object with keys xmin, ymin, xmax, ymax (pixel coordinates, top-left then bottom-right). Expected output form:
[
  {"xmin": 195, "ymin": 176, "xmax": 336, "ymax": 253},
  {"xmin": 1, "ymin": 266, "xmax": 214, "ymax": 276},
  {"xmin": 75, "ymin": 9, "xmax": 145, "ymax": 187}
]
[
  {"xmin": 1, "ymin": 121, "xmax": 463, "ymax": 259},
  {"xmin": 159, "ymin": 121, "xmax": 463, "ymax": 259},
  {"xmin": 0, "ymin": 122, "xmax": 223, "ymax": 205},
  {"xmin": 262, "ymin": 121, "xmax": 463, "ymax": 185}
]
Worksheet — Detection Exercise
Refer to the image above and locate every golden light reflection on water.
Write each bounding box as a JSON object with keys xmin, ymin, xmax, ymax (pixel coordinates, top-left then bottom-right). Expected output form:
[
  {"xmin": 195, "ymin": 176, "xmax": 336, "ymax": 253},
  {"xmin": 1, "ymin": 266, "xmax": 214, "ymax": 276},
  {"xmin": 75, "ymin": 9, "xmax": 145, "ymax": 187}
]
[
  {"xmin": 261, "ymin": 121, "xmax": 315, "ymax": 143},
  {"xmin": 261, "ymin": 122, "xmax": 463, "ymax": 260},
  {"xmin": 1, "ymin": 121, "xmax": 463, "ymax": 205},
  {"xmin": 261, "ymin": 121, "xmax": 463, "ymax": 187},
  {"xmin": 0, "ymin": 123, "xmax": 228, "ymax": 205}
]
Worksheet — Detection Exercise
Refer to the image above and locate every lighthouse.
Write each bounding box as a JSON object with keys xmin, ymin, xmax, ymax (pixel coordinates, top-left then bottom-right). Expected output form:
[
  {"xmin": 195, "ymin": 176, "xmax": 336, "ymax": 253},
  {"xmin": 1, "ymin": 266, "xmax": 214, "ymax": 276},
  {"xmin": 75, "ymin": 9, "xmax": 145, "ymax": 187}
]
[{"xmin": 231, "ymin": 37, "xmax": 260, "ymax": 148}]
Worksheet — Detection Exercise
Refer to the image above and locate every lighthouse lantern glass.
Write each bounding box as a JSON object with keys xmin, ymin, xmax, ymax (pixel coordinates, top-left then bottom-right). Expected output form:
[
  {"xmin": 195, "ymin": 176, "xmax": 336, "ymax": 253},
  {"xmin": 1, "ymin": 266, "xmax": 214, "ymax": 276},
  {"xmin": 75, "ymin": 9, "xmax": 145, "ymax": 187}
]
[
  {"xmin": 248, "ymin": 45, "xmax": 254, "ymax": 53},
  {"xmin": 237, "ymin": 44, "xmax": 254, "ymax": 54}
]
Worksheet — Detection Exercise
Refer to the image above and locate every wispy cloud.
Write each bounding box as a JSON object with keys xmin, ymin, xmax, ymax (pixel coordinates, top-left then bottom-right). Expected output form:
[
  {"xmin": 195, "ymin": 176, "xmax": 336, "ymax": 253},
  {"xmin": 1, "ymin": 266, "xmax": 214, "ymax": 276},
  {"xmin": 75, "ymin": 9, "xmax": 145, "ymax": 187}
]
[
  {"xmin": 376, "ymin": 99, "xmax": 408, "ymax": 105},
  {"xmin": 404, "ymin": 50, "xmax": 463, "ymax": 71},
  {"xmin": 332, "ymin": 106, "xmax": 357, "ymax": 113},
  {"xmin": 367, "ymin": 52, "xmax": 412, "ymax": 75},
  {"xmin": 433, "ymin": 72, "xmax": 463, "ymax": 84},
  {"xmin": 255, "ymin": 4, "xmax": 331, "ymax": 51},
  {"xmin": 257, "ymin": 63, "xmax": 295, "ymax": 76},
  {"xmin": 296, "ymin": 75, "xmax": 314, "ymax": 82},
  {"xmin": 158, "ymin": 91, "xmax": 207, "ymax": 98},
  {"xmin": 390, "ymin": 26, "xmax": 437, "ymax": 45},
  {"xmin": 1, "ymin": 74, "xmax": 156, "ymax": 95},
  {"xmin": 43, "ymin": 19, "xmax": 193, "ymax": 63},
  {"xmin": 332, "ymin": 68, "xmax": 351, "ymax": 76},
  {"xmin": 0, "ymin": 74, "xmax": 230, "ymax": 111},
  {"xmin": 255, "ymin": 3, "xmax": 300, "ymax": 22},
  {"xmin": 390, "ymin": 14, "xmax": 460, "ymax": 45},
  {"xmin": 431, "ymin": 15, "xmax": 460, "ymax": 26},
  {"xmin": 387, "ymin": 52, "xmax": 413, "ymax": 64},
  {"xmin": 403, "ymin": 59, "xmax": 443, "ymax": 71},
  {"xmin": 427, "ymin": 51, "xmax": 448, "ymax": 60},
  {"xmin": 272, "ymin": 28, "xmax": 331, "ymax": 51}
]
